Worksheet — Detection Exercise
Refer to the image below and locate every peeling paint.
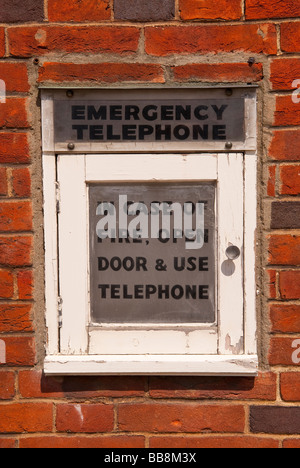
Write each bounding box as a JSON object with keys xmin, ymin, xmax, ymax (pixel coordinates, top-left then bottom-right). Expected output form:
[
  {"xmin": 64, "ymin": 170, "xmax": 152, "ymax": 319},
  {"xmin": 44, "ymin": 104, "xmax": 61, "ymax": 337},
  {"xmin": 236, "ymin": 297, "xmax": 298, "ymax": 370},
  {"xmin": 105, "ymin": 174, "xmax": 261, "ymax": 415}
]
[{"xmin": 225, "ymin": 334, "xmax": 243, "ymax": 355}]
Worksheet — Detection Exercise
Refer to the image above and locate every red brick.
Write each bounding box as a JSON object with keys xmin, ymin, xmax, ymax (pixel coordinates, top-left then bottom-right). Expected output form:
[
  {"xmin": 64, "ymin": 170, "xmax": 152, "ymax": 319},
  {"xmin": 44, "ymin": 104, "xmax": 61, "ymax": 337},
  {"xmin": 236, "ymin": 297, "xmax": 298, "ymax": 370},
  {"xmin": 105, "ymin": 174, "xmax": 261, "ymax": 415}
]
[
  {"xmin": 0, "ymin": 169, "xmax": 7, "ymax": 196},
  {"xmin": 0, "ymin": 304, "xmax": 32, "ymax": 333},
  {"xmin": 280, "ymin": 165, "xmax": 300, "ymax": 195},
  {"xmin": 0, "ymin": 270, "xmax": 13, "ymax": 299},
  {"xmin": 0, "ymin": 0, "xmax": 44, "ymax": 23},
  {"xmin": 12, "ymin": 168, "xmax": 31, "ymax": 198},
  {"xmin": 0, "ymin": 403, "xmax": 52, "ymax": 433},
  {"xmin": 281, "ymin": 373, "xmax": 300, "ymax": 401},
  {"xmin": 180, "ymin": 0, "xmax": 242, "ymax": 20},
  {"xmin": 8, "ymin": 26, "xmax": 140, "ymax": 57},
  {"xmin": 1, "ymin": 336, "xmax": 36, "ymax": 366},
  {"xmin": 283, "ymin": 439, "xmax": 300, "ymax": 448},
  {"xmin": 0, "ymin": 63, "xmax": 29, "ymax": 93},
  {"xmin": 266, "ymin": 269, "xmax": 277, "ymax": 299},
  {"xmin": 270, "ymin": 304, "xmax": 300, "ymax": 333},
  {"xmin": 246, "ymin": 0, "xmax": 300, "ymax": 19},
  {"xmin": 19, "ymin": 370, "xmax": 146, "ymax": 399},
  {"xmin": 149, "ymin": 373, "xmax": 276, "ymax": 401},
  {"xmin": 56, "ymin": 403, "xmax": 114, "ymax": 433},
  {"xmin": 48, "ymin": 0, "xmax": 111, "ymax": 22},
  {"xmin": 17, "ymin": 270, "xmax": 33, "ymax": 300},
  {"xmin": 38, "ymin": 62, "xmax": 165, "ymax": 84},
  {"xmin": 267, "ymin": 165, "xmax": 276, "ymax": 197},
  {"xmin": 0, "ymin": 134, "xmax": 30, "ymax": 164},
  {"xmin": 268, "ymin": 235, "xmax": 300, "ymax": 266},
  {"xmin": 0, "ymin": 438, "xmax": 16, "ymax": 448},
  {"xmin": 0, "ymin": 236, "xmax": 32, "ymax": 267},
  {"xmin": 279, "ymin": 271, "xmax": 300, "ymax": 300},
  {"xmin": 0, "ymin": 202, "xmax": 32, "ymax": 232},
  {"xmin": 0, "ymin": 98, "xmax": 29, "ymax": 128},
  {"xmin": 20, "ymin": 435, "xmax": 145, "ymax": 449},
  {"xmin": 173, "ymin": 62, "xmax": 263, "ymax": 83},
  {"xmin": 118, "ymin": 403, "xmax": 245, "ymax": 433},
  {"xmin": 281, "ymin": 22, "xmax": 300, "ymax": 53},
  {"xmin": 271, "ymin": 58, "xmax": 300, "ymax": 91},
  {"xmin": 145, "ymin": 24, "xmax": 277, "ymax": 56},
  {"xmin": 269, "ymin": 130, "xmax": 300, "ymax": 161},
  {"xmin": 150, "ymin": 435, "xmax": 279, "ymax": 448},
  {"xmin": 0, "ymin": 371, "xmax": 15, "ymax": 400},
  {"xmin": 269, "ymin": 337, "xmax": 300, "ymax": 366},
  {"xmin": 0, "ymin": 29, "xmax": 5, "ymax": 57},
  {"xmin": 274, "ymin": 95, "xmax": 300, "ymax": 127}
]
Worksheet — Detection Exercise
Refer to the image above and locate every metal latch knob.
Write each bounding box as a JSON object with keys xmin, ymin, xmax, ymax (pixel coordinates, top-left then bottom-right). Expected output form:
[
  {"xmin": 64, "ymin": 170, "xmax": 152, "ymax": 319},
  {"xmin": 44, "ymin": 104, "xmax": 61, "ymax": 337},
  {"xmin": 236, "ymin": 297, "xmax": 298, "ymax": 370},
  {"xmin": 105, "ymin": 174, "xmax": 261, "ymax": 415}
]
[{"xmin": 225, "ymin": 245, "xmax": 241, "ymax": 261}]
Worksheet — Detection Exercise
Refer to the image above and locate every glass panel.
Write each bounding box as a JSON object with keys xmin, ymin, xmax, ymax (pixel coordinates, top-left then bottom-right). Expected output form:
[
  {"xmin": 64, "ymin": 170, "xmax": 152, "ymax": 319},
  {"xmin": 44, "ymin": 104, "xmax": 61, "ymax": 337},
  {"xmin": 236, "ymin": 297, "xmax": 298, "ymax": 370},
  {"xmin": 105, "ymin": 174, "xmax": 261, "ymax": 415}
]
[{"xmin": 89, "ymin": 183, "xmax": 216, "ymax": 324}]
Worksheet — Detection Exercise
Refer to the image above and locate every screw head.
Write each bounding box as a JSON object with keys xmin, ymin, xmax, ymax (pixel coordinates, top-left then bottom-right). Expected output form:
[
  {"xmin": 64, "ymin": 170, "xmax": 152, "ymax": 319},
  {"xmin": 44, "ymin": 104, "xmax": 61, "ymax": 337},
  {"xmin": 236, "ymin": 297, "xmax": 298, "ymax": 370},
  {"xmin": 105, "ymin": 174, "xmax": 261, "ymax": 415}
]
[
  {"xmin": 225, "ymin": 88, "xmax": 233, "ymax": 97},
  {"xmin": 66, "ymin": 90, "xmax": 74, "ymax": 98},
  {"xmin": 225, "ymin": 142, "xmax": 233, "ymax": 150},
  {"xmin": 68, "ymin": 143, "xmax": 75, "ymax": 150},
  {"xmin": 226, "ymin": 245, "xmax": 241, "ymax": 261}
]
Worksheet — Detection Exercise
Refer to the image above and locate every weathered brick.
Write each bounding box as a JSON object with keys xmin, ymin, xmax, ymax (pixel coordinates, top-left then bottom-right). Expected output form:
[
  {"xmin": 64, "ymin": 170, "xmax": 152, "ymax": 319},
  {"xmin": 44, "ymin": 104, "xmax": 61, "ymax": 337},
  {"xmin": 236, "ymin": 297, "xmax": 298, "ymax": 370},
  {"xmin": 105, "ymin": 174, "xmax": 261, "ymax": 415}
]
[
  {"xmin": 180, "ymin": 0, "xmax": 242, "ymax": 20},
  {"xmin": 268, "ymin": 235, "xmax": 300, "ymax": 266},
  {"xmin": 250, "ymin": 406, "xmax": 300, "ymax": 434},
  {"xmin": 283, "ymin": 439, "xmax": 300, "ymax": 448},
  {"xmin": 270, "ymin": 304, "xmax": 300, "ymax": 334},
  {"xmin": 279, "ymin": 271, "xmax": 300, "ymax": 300},
  {"xmin": 173, "ymin": 63, "xmax": 263, "ymax": 83},
  {"xmin": 269, "ymin": 337, "xmax": 300, "ymax": 366},
  {"xmin": 20, "ymin": 435, "xmax": 145, "ymax": 449},
  {"xmin": 0, "ymin": 236, "xmax": 32, "ymax": 267},
  {"xmin": 281, "ymin": 373, "xmax": 300, "ymax": 402},
  {"xmin": 114, "ymin": 0, "xmax": 175, "ymax": 21},
  {"xmin": 118, "ymin": 403, "xmax": 245, "ymax": 433},
  {"xmin": 246, "ymin": 0, "xmax": 300, "ymax": 19},
  {"xmin": 0, "ymin": 403, "xmax": 52, "ymax": 433},
  {"xmin": 271, "ymin": 202, "xmax": 300, "ymax": 230},
  {"xmin": 0, "ymin": 304, "xmax": 32, "ymax": 332},
  {"xmin": 0, "ymin": 134, "xmax": 30, "ymax": 164},
  {"xmin": 269, "ymin": 130, "xmax": 300, "ymax": 161},
  {"xmin": 280, "ymin": 165, "xmax": 300, "ymax": 195},
  {"xmin": 281, "ymin": 22, "xmax": 300, "ymax": 53},
  {"xmin": 267, "ymin": 165, "xmax": 276, "ymax": 197},
  {"xmin": 274, "ymin": 96, "xmax": 300, "ymax": 127},
  {"xmin": 145, "ymin": 24, "xmax": 277, "ymax": 56},
  {"xmin": 0, "ymin": 0, "xmax": 44, "ymax": 23},
  {"xmin": 8, "ymin": 26, "xmax": 140, "ymax": 57},
  {"xmin": 0, "ymin": 270, "xmax": 13, "ymax": 299},
  {"xmin": 0, "ymin": 98, "xmax": 29, "ymax": 128},
  {"xmin": 266, "ymin": 269, "xmax": 277, "ymax": 299},
  {"xmin": 149, "ymin": 373, "xmax": 276, "ymax": 401},
  {"xmin": 0, "ymin": 371, "xmax": 15, "ymax": 400},
  {"xmin": 150, "ymin": 435, "xmax": 280, "ymax": 448},
  {"xmin": 271, "ymin": 58, "xmax": 300, "ymax": 91},
  {"xmin": 0, "ymin": 438, "xmax": 16, "ymax": 448},
  {"xmin": 38, "ymin": 62, "xmax": 165, "ymax": 84},
  {"xmin": 1, "ymin": 336, "xmax": 36, "ymax": 366},
  {"xmin": 56, "ymin": 403, "xmax": 114, "ymax": 433},
  {"xmin": 0, "ymin": 63, "xmax": 29, "ymax": 93},
  {"xmin": 0, "ymin": 29, "xmax": 6, "ymax": 57},
  {"xmin": 0, "ymin": 202, "xmax": 32, "ymax": 232},
  {"xmin": 12, "ymin": 168, "xmax": 31, "ymax": 198},
  {"xmin": 48, "ymin": 0, "xmax": 111, "ymax": 22},
  {"xmin": 17, "ymin": 270, "xmax": 33, "ymax": 300},
  {"xmin": 0, "ymin": 169, "xmax": 7, "ymax": 196}
]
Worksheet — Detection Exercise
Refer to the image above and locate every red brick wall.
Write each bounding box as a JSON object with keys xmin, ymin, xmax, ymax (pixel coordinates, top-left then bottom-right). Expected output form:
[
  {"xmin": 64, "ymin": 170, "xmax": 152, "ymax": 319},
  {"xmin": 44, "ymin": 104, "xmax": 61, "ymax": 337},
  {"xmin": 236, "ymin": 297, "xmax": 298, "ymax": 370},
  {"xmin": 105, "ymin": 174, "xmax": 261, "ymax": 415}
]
[{"xmin": 0, "ymin": 0, "xmax": 300, "ymax": 449}]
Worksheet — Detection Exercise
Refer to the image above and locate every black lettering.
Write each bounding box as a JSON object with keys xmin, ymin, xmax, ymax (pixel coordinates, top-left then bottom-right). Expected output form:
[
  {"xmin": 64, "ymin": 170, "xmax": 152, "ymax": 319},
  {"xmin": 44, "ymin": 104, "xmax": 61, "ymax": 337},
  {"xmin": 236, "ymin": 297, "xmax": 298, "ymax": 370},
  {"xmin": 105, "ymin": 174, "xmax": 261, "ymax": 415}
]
[
  {"xmin": 134, "ymin": 285, "xmax": 144, "ymax": 299},
  {"xmin": 111, "ymin": 284, "xmax": 121, "ymax": 299},
  {"xmin": 199, "ymin": 257, "xmax": 209, "ymax": 271},
  {"xmin": 174, "ymin": 125, "xmax": 190, "ymax": 140},
  {"xmin": 199, "ymin": 285, "xmax": 209, "ymax": 299},
  {"xmin": 87, "ymin": 105, "xmax": 107, "ymax": 120},
  {"xmin": 213, "ymin": 125, "xmax": 226, "ymax": 140},
  {"xmin": 186, "ymin": 285, "xmax": 197, "ymax": 299},
  {"xmin": 193, "ymin": 125, "xmax": 208, "ymax": 140},
  {"xmin": 122, "ymin": 125, "xmax": 137, "ymax": 140},
  {"xmin": 98, "ymin": 257, "xmax": 109, "ymax": 271},
  {"xmin": 194, "ymin": 105, "xmax": 208, "ymax": 120},
  {"xmin": 72, "ymin": 105, "xmax": 85, "ymax": 120},
  {"xmin": 110, "ymin": 105, "xmax": 122, "ymax": 120},
  {"xmin": 125, "ymin": 105, "xmax": 140, "ymax": 121},
  {"xmin": 123, "ymin": 285, "xmax": 133, "ymax": 299},
  {"xmin": 142, "ymin": 105, "xmax": 158, "ymax": 121},
  {"xmin": 98, "ymin": 284, "xmax": 109, "ymax": 299},
  {"xmin": 155, "ymin": 125, "xmax": 171, "ymax": 141},
  {"xmin": 161, "ymin": 105, "xmax": 174, "ymax": 120},
  {"xmin": 212, "ymin": 104, "xmax": 228, "ymax": 120},
  {"xmin": 72, "ymin": 125, "xmax": 88, "ymax": 140},
  {"xmin": 138, "ymin": 125, "xmax": 154, "ymax": 140},
  {"xmin": 176, "ymin": 105, "xmax": 191, "ymax": 121},
  {"xmin": 158, "ymin": 285, "xmax": 169, "ymax": 299},
  {"xmin": 172, "ymin": 285, "xmax": 184, "ymax": 300},
  {"xmin": 90, "ymin": 125, "xmax": 104, "ymax": 140},
  {"xmin": 107, "ymin": 125, "xmax": 121, "ymax": 140}
]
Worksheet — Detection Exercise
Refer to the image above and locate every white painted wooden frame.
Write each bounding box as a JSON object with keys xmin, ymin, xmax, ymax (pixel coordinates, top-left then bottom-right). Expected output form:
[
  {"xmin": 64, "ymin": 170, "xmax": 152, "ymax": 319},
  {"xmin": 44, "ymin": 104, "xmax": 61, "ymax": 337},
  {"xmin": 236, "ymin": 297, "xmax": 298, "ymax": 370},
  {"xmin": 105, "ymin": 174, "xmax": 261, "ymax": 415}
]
[{"xmin": 43, "ymin": 152, "xmax": 258, "ymax": 376}]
